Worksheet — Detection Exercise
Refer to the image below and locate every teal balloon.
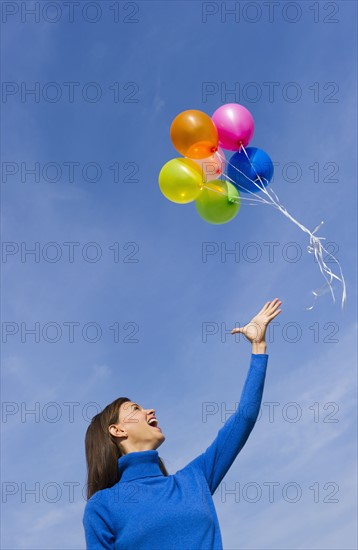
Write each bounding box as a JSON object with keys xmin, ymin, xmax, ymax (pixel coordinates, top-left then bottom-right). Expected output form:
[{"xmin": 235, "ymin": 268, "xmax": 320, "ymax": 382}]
[{"xmin": 195, "ymin": 179, "xmax": 240, "ymax": 225}]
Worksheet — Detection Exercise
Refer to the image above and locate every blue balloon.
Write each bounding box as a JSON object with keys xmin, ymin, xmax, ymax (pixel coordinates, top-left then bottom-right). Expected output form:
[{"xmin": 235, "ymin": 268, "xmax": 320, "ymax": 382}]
[{"xmin": 227, "ymin": 147, "xmax": 274, "ymax": 194}]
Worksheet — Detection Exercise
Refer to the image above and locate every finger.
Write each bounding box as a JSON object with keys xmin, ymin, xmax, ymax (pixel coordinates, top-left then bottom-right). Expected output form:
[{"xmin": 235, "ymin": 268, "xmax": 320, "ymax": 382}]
[
  {"xmin": 268, "ymin": 309, "xmax": 282, "ymax": 320},
  {"xmin": 263, "ymin": 298, "xmax": 279, "ymax": 312},
  {"xmin": 259, "ymin": 301, "xmax": 271, "ymax": 313},
  {"xmin": 267, "ymin": 306, "xmax": 281, "ymax": 318},
  {"xmin": 267, "ymin": 298, "xmax": 282, "ymax": 313},
  {"xmin": 231, "ymin": 327, "xmax": 242, "ymax": 334}
]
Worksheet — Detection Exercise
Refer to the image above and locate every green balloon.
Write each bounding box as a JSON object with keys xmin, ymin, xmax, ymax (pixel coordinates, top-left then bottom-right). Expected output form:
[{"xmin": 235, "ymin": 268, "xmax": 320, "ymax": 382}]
[{"xmin": 195, "ymin": 179, "xmax": 240, "ymax": 224}]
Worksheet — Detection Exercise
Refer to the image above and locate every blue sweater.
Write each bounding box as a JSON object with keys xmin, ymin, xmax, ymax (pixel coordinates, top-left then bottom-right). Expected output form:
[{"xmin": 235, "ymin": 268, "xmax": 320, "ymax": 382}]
[{"xmin": 83, "ymin": 353, "xmax": 268, "ymax": 549}]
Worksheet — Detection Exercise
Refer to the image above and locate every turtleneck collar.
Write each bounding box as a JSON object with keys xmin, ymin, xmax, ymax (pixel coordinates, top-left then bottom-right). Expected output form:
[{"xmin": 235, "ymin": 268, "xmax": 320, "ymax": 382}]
[{"xmin": 118, "ymin": 450, "xmax": 165, "ymax": 482}]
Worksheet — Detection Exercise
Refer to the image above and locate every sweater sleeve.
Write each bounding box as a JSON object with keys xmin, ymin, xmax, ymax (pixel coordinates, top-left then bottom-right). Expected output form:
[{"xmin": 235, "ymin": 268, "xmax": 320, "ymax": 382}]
[
  {"xmin": 83, "ymin": 494, "xmax": 115, "ymax": 550},
  {"xmin": 188, "ymin": 353, "xmax": 268, "ymax": 495}
]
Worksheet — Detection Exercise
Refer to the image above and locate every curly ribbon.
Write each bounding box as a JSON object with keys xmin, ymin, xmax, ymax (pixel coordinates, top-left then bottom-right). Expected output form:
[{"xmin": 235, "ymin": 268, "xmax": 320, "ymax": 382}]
[{"xmin": 202, "ymin": 146, "xmax": 347, "ymax": 311}]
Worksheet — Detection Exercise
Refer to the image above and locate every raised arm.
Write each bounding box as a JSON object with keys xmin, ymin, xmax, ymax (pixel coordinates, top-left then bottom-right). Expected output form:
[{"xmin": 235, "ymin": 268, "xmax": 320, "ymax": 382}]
[{"xmin": 187, "ymin": 299, "xmax": 282, "ymax": 495}]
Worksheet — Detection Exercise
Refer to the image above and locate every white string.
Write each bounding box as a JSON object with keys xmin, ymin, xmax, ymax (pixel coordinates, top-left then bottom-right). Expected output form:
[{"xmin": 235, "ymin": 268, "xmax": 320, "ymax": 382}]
[
  {"xmin": 202, "ymin": 146, "xmax": 347, "ymax": 310},
  {"xmin": 200, "ymin": 154, "xmax": 271, "ymax": 207}
]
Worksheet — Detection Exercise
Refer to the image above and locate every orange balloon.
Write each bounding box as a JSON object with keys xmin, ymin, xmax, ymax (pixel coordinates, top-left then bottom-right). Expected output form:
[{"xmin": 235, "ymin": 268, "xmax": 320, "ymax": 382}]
[{"xmin": 170, "ymin": 110, "xmax": 218, "ymax": 159}]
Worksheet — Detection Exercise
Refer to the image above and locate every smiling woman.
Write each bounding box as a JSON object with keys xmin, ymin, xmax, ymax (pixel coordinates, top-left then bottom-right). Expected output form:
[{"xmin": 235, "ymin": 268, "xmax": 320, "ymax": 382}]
[
  {"xmin": 84, "ymin": 399, "xmax": 169, "ymax": 501},
  {"xmin": 83, "ymin": 299, "xmax": 282, "ymax": 550}
]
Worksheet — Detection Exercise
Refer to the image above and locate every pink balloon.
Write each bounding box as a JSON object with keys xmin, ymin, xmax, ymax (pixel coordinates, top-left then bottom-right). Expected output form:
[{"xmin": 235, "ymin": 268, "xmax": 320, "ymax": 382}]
[
  {"xmin": 191, "ymin": 147, "xmax": 226, "ymax": 182},
  {"xmin": 212, "ymin": 104, "xmax": 254, "ymax": 150}
]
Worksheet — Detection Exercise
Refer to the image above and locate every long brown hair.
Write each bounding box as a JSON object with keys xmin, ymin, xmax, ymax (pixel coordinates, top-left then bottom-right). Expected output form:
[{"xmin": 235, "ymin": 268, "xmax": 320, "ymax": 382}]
[{"xmin": 85, "ymin": 397, "xmax": 169, "ymax": 500}]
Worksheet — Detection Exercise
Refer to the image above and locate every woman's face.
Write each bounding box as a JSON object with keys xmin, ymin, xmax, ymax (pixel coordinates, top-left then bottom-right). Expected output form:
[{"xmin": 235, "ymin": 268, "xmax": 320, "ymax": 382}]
[{"xmin": 109, "ymin": 401, "xmax": 165, "ymax": 452}]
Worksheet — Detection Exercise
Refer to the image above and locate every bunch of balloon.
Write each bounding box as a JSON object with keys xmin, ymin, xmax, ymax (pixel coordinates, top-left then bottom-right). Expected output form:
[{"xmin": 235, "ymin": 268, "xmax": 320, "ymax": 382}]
[
  {"xmin": 158, "ymin": 103, "xmax": 347, "ymax": 310},
  {"xmin": 158, "ymin": 109, "xmax": 241, "ymax": 224},
  {"xmin": 158, "ymin": 104, "xmax": 274, "ymax": 224}
]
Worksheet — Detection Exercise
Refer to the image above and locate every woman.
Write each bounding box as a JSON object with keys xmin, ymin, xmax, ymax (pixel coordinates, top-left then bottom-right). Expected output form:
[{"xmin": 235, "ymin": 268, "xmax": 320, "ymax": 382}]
[{"xmin": 83, "ymin": 298, "xmax": 282, "ymax": 549}]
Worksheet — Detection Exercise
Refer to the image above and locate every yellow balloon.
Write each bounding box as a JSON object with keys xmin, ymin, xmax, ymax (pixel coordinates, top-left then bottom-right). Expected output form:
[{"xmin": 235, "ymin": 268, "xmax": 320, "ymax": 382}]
[{"xmin": 158, "ymin": 158, "xmax": 203, "ymax": 204}]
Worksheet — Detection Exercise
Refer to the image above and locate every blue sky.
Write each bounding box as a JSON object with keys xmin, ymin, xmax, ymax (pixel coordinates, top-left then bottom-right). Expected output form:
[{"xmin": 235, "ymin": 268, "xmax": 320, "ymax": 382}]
[{"xmin": 1, "ymin": 1, "xmax": 357, "ymax": 548}]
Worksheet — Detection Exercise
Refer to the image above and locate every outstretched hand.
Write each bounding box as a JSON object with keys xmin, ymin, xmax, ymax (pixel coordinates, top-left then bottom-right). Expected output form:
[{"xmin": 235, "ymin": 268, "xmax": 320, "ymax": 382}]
[{"xmin": 231, "ymin": 298, "xmax": 282, "ymax": 344}]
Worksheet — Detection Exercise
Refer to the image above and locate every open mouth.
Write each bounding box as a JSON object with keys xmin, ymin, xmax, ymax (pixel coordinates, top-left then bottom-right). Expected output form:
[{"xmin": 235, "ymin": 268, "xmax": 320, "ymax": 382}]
[{"xmin": 147, "ymin": 418, "xmax": 161, "ymax": 431}]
